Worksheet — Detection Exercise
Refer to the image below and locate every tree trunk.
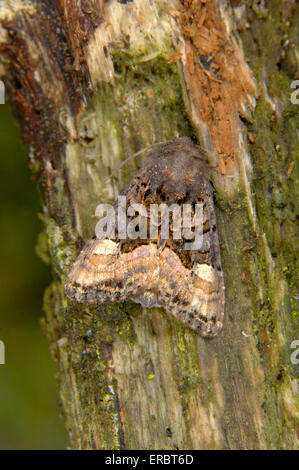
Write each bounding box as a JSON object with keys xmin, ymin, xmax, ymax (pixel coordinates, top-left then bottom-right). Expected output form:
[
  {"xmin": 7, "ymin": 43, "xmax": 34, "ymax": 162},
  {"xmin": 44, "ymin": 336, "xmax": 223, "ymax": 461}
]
[{"xmin": 0, "ymin": 0, "xmax": 297, "ymax": 450}]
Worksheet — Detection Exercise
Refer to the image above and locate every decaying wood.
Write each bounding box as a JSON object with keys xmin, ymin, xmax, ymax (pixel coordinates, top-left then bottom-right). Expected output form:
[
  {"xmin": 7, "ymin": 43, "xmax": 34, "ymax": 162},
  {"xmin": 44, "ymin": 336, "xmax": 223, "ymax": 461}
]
[{"xmin": 0, "ymin": 0, "xmax": 298, "ymax": 449}]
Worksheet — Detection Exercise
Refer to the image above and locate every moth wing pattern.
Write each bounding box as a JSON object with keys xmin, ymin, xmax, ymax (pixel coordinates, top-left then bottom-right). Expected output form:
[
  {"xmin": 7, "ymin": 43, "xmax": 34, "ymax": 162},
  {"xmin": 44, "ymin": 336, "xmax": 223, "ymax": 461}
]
[{"xmin": 65, "ymin": 137, "xmax": 225, "ymax": 337}]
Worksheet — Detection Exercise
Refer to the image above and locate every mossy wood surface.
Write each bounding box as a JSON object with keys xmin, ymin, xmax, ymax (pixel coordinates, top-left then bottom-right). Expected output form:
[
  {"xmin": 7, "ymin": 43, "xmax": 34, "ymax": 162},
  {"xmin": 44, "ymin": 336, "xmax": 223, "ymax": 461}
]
[{"xmin": 0, "ymin": 0, "xmax": 297, "ymax": 449}]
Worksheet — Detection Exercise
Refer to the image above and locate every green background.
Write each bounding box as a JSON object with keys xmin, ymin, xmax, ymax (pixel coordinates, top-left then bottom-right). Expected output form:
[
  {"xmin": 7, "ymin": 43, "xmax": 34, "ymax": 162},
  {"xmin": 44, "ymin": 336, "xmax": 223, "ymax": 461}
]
[{"xmin": 0, "ymin": 103, "xmax": 68, "ymax": 449}]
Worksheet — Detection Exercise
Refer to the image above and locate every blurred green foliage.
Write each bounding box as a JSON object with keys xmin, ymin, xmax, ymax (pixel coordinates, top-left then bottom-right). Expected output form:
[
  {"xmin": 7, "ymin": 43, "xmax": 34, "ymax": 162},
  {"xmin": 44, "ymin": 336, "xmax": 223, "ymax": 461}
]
[{"xmin": 0, "ymin": 103, "xmax": 68, "ymax": 449}]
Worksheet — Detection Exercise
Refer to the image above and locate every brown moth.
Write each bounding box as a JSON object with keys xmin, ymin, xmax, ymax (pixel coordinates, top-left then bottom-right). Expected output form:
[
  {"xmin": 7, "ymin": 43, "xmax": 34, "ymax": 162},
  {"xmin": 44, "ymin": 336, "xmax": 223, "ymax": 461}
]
[{"xmin": 65, "ymin": 137, "xmax": 225, "ymax": 337}]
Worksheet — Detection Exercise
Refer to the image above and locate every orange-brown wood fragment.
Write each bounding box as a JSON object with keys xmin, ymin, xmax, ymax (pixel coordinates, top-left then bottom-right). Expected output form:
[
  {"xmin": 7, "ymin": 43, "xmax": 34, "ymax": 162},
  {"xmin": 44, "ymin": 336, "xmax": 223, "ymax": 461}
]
[{"xmin": 178, "ymin": 0, "xmax": 256, "ymax": 175}]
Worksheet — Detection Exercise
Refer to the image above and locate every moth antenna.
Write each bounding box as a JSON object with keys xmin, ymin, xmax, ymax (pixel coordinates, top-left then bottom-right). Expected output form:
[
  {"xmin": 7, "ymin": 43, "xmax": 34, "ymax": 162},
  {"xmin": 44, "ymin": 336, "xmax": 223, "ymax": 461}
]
[{"xmin": 102, "ymin": 141, "xmax": 166, "ymax": 186}]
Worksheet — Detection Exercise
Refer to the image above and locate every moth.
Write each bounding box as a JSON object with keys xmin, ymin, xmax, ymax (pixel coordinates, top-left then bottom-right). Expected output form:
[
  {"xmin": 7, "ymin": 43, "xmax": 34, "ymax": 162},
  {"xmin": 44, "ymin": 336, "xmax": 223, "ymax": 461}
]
[{"xmin": 65, "ymin": 137, "xmax": 225, "ymax": 337}]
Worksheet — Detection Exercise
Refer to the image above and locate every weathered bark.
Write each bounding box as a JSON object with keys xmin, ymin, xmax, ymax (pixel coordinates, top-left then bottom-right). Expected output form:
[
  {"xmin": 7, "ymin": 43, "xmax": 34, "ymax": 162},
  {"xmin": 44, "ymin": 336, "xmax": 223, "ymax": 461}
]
[{"xmin": 0, "ymin": 0, "xmax": 297, "ymax": 449}]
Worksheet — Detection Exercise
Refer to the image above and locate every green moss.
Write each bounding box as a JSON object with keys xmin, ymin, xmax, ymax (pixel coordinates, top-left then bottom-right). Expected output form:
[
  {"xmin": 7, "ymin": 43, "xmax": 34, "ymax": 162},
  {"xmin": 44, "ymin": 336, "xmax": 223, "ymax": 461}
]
[
  {"xmin": 37, "ymin": 0, "xmax": 298, "ymax": 448},
  {"xmin": 46, "ymin": 219, "xmax": 76, "ymax": 276},
  {"xmin": 147, "ymin": 374, "xmax": 155, "ymax": 380},
  {"xmin": 43, "ymin": 284, "xmax": 125, "ymax": 449},
  {"xmin": 35, "ymin": 230, "xmax": 51, "ymax": 265}
]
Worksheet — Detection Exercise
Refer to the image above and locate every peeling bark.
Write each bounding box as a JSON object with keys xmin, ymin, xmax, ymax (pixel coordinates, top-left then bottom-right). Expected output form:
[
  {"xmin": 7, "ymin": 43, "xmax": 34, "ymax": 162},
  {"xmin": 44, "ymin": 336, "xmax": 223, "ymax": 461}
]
[{"xmin": 0, "ymin": 0, "xmax": 298, "ymax": 449}]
